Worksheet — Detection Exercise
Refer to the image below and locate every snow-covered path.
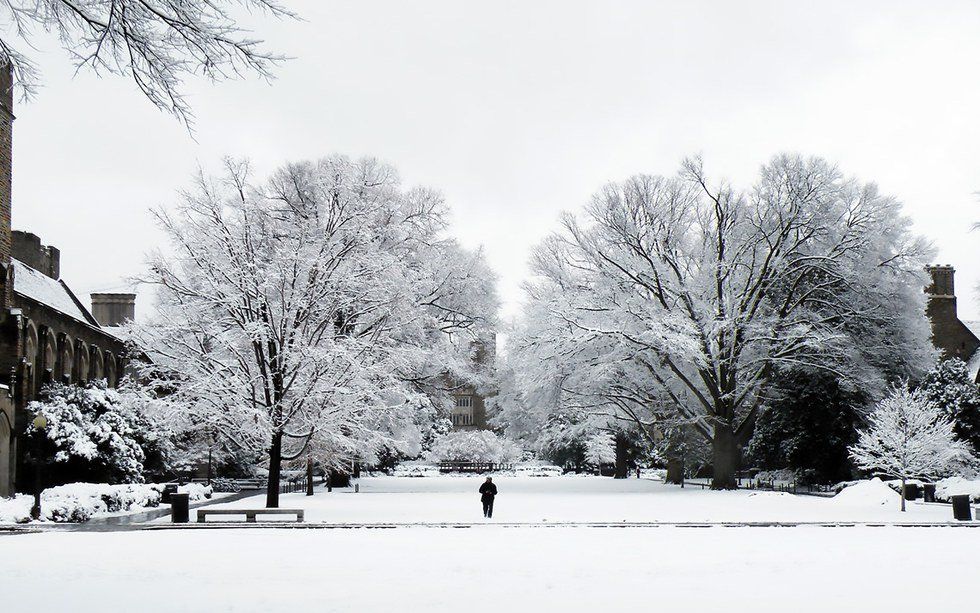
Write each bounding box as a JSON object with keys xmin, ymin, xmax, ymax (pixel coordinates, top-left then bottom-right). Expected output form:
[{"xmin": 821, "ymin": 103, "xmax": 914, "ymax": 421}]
[
  {"xmin": 2, "ymin": 525, "xmax": 977, "ymax": 612},
  {"xmin": 182, "ymin": 475, "xmax": 958, "ymax": 524}
]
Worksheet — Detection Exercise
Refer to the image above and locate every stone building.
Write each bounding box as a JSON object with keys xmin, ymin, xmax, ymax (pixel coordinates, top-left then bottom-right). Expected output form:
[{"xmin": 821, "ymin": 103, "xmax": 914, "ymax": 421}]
[
  {"xmin": 925, "ymin": 265, "xmax": 980, "ymax": 382},
  {"xmin": 450, "ymin": 336, "xmax": 496, "ymax": 430},
  {"xmin": 0, "ymin": 66, "xmax": 135, "ymax": 497}
]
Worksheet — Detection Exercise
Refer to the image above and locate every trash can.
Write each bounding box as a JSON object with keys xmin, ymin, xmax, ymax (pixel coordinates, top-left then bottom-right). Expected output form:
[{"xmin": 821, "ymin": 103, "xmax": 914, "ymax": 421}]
[
  {"xmin": 161, "ymin": 483, "xmax": 178, "ymax": 504},
  {"xmin": 951, "ymin": 495, "xmax": 973, "ymax": 521},
  {"xmin": 922, "ymin": 483, "xmax": 936, "ymax": 503},
  {"xmin": 170, "ymin": 493, "xmax": 190, "ymax": 524},
  {"xmin": 903, "ymin": 483, "xmax": 921, "ymax": 501}
]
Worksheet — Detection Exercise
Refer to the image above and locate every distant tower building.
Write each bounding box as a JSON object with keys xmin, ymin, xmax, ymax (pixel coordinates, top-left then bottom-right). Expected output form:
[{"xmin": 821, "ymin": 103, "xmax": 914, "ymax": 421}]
[
  {"xmin": 450, "ymin": 335, "xmax": 495, "ymax": 430},
  {"xmin": 924, "ymin": 265, "xmax": 980, "ymax": 380}
]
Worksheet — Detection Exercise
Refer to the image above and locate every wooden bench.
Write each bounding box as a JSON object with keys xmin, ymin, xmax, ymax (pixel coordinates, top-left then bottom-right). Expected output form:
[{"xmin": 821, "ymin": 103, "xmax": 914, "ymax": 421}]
[{"xmin": 197, "ymin": 508, "xmax": 304, "ymax": 523}]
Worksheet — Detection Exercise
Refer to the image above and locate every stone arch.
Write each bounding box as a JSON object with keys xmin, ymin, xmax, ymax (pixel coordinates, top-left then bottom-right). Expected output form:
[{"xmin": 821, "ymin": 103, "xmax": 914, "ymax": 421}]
[
  {"xmin": 0, "ymin": 405, "xmax": 11, "ymax": 498},
  {"xmin": 23, "ymin": 321, "xmax": 38, "ymax": 388},
  {"xmin": 42, "ymin": 329, "xmax": 57, "ymax": 386},
  {"xmin": 75, "ymin": 340, "xmax": 89, "ymax": 382},
  {"xmin": 106, "ymin": 353, "xmax": 118, "ymax": 387},
  {"xmin": 91, "ymin": 346, "xmax": 104, "ymax": 381},
  {"xmin": 58, "ymin": 334, "xmax": 74, "ymax": 383}
]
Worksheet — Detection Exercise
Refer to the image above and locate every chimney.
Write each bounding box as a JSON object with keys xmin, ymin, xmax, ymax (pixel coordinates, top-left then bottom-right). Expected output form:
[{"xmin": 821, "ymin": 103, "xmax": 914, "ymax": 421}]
[
  {"xmin": 925, "ymin": 264, "xmax": 955, "ymax": 298},
  {"xmin": 0, "ymin": 62, "xmax": 12, "ymax": 266},
  {"xmin": 90, "ymin": 293, "xmax": 136, "ymax": 327}
]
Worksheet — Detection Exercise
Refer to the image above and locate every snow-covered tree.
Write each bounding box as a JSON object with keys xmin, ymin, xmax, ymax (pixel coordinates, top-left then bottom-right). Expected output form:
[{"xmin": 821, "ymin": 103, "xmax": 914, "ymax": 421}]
[
  {"xmin": 26, "ymin": 380, "xmax": 169, "ymax": 485},
  {"xmin": 849, "ymin": 386, "xmax": 972, "ymax": 511},
  {"xmin": 424, "ymin": 430, "xmax": 522, "ymax": 464},
  {"xmin": 520, "ymin": 154, "xmax": 935, "ymax": 488},
  {"xmin": 1, "ymin": 0, "xmax": 294, "ymax": 124},
  {"xmin": 918, "ymin": 359, "xmax": 980, "ymax": 453},
  {"xmin": 132, "ymin": 156, "xmax": 497, "ymax": 507}
]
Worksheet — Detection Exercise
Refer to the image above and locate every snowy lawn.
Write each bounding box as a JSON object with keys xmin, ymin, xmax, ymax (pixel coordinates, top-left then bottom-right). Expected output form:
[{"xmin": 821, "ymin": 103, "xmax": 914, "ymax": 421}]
[
  {"xmin": 1, "ymin": 525, "xmax": 977, "ymax": 612},
  {"xmin": 181, "ymin": 475, "xmax": 962, "ymax": 524}
]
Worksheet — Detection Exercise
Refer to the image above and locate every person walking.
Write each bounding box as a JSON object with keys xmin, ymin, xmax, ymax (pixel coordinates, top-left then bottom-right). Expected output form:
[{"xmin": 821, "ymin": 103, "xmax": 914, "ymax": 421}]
[{"xmin": 479, "ymin": 477, "xmax": 497, "ymax": 518}]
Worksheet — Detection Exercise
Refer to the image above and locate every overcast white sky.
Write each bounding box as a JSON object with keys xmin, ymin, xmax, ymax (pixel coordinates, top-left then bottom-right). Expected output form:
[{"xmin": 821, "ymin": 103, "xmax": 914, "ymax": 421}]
[{"xmin": 9, "ymin": 0, "xmax": 980, "ymax": 322}]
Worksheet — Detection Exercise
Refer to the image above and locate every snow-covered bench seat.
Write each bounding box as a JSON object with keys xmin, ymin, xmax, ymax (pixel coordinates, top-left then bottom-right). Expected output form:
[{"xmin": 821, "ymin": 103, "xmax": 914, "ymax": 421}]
[{"xmin": 197, "ymin": 508, "xmax": 304, "ymax": 523}]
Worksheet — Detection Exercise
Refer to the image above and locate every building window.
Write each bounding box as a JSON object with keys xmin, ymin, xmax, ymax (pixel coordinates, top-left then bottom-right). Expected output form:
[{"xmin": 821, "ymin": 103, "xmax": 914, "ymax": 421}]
[
  {"xmin": 451, "ymin": 411, "xmax": 473, "ymax": 427},
  {"xmin": 455, "ymin": 395, "xmax": 472, "ymax": 408}
]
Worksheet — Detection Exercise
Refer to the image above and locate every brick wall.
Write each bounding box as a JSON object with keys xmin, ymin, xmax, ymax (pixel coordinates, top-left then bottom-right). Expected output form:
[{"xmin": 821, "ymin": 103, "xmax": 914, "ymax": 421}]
[{"xmin": 0, "ymin": 62, "xmax": 12, "ymax": 266}]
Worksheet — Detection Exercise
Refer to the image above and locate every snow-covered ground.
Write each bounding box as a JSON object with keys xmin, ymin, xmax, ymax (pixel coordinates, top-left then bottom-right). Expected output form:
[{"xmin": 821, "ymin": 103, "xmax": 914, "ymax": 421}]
[
  {"xmin": 188, "ymin": 475, "xmax": 962, "ymax": 523},
  {"xmin": 177, "ymin": 475, "xmax": 964, "ymax": 524},
  {"xmin": 1, "ymin": 525, "xmax": 977, "ymax": 612}
]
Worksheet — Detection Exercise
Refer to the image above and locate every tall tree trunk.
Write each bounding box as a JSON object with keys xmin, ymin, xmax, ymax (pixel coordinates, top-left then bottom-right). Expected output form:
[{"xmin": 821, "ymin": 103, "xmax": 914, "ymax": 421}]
[
  {"xmin": 711, "ymin": 422, "xmax": 738, "ymax": 490},
  {"xmin": 900, "ymin": 477, "xmax": 906, "ymax": 512},
  {"xmin": 265, "ymin": 431, "xmax": 283, "ymax": 508},
  {"xmin": 614, "ymin": 432, "xmax": 628, "ymax": 479},
  {"xmin": 665, "ymin": 457, "xmax": 685, "ymax": 485}
]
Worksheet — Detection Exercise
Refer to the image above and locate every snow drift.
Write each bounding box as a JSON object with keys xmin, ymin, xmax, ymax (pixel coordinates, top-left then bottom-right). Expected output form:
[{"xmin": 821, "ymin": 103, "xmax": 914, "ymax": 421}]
[{"xmin": 832, "ymin": 478, "xmax": 900, "ymax": 507}]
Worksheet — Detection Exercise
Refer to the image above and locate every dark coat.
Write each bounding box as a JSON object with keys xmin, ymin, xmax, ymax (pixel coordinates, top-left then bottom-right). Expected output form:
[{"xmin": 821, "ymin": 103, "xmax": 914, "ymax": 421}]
[{"xmin": 479, "ymin": 481, "xmax": 498, "ymax": 501}]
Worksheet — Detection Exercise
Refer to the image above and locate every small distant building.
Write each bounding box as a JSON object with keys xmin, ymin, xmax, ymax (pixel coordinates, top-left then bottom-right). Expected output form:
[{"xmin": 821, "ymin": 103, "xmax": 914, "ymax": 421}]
[
  {"xmin": 0, "ymin": 65, "xmax": 134, "ymax": 497},
  {"xmin": 450, "ymin": 336, "xmax": 495, "ymax": 430},
  {"xmin": 924, "ymin": 265, "xmax": 980, "ymax": 382}
]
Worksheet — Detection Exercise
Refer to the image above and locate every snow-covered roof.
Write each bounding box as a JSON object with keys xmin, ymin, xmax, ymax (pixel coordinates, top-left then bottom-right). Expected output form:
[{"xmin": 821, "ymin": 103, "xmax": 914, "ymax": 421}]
[
  {"xmin": 964, "ymin": 320, "xmax": 980, "ymax": 341},
  {"xmin": 101, "ymin": 326, "xmax": 129, "ymax": 342},
  {"xmin": 11, "ymin": 259, "xmax": 98, "ymax": 326},
  {"xmin": 967, "ymin": 347, "xmax": 980, "ymax": 383}
]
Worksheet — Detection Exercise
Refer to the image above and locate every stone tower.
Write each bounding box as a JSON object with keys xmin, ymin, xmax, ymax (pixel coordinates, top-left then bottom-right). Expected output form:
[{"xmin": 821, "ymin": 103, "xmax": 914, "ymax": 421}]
[{"xmin": 925, "ymin": 265, "xmax": 980, "ymax": 361}]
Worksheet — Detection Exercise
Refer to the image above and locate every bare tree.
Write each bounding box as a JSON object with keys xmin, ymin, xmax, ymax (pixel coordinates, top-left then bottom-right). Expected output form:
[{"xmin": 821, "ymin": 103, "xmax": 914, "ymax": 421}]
[
  {"xmin": 0, "ymin": 0, "xmax": 295, "ymax": 125},
  {"xmin": 521, "ymin": 154, "xmax": 935, "ymax": 489}
]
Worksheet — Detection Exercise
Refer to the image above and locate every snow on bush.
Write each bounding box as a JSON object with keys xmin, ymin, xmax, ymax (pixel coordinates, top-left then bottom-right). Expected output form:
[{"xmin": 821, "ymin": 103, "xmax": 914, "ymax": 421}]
[
  {"xmin": 754, "ymin": 469, "xmax": 798, "ymax": 484},
  {"xmin": 211, "ymin": 477, "xmax": 242, "ymax": 493},
  {"xmin": 425, "ymin": 431, "xmax": 523, "ymax": 464},
  {"xmin": 832, "ymin": 478, "xmax": 901, "ymax": 507},
  {"xmin": 639, "ymin": 468, "xmax": 667, "ymax": 481},
  {"xmin": 935, "ymin": 477, "xmax": 980, "ymax": 503},
  {"xmin": 0, "ymin": 482, "xmax": 212, "ymax": 524},
  {"xmin": 393, "ymin": 462, "xmax": 441, "ymax": 477},
  {"xmin": 27, "ymin": 380, "xmax": 170, "ymax": 484},
  {"xmin": 177, "ymin": 482, "xmax": 214, "ymax": 500}
]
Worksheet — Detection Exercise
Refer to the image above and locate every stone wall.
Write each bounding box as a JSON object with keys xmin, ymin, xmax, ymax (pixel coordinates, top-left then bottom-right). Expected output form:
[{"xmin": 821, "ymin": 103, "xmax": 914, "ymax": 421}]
[{"xmin": 11, "ymin": 231, "xmax": 60, "ymax": 279}]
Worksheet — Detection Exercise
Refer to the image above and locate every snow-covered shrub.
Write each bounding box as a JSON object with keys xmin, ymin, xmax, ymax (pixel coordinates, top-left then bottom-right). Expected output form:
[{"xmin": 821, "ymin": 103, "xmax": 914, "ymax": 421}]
[
  {"xmin": 0, "ymin": 483, "xmax": 199, "ymax": 523},
  {"xmin": 935, "ymin": 477, "xmax": 980, "ymax": 503},
  {"xmin": 211, "ymin": 477, "xmax": 241, "ymax": 493},
  {"xmin": 754, "ymin": 469, "xmax": 798, "ymax": 484},
  {"xmin": 177, "ymin": 482, "xmax": 213, "ymax": 500},
  {"xmin": 425, "ymin": 431, "xmax": 522, "ymax": 464},
  {"xmin": 832, "ymin": 478, "xmax": 901, "ymax": 507},
  {"xmin": 27, "ymin": 380, "xmax": 171, "ymax": 485}
]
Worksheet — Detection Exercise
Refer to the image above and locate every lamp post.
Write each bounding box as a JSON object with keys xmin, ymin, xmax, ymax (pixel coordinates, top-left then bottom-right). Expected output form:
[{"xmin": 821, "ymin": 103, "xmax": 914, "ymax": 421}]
[{"xmin": 30, "ymin": 413, "xmax": 47, "ymax": 521}]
